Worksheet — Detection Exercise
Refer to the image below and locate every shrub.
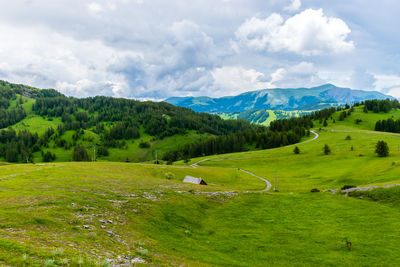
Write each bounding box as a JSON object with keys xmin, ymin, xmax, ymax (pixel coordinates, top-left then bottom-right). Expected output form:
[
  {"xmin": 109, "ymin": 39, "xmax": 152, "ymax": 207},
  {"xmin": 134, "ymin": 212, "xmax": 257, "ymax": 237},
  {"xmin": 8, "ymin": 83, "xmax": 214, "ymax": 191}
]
[
  {"xmin": 97, "ymin": 146, "xmax": 109, "ymax": 157},
  {"xmin": 293, "ymin": 146, "xmax": 300, "ymax": 154},
  {"xmin": 165, "ymin": 172, "xmax": 175, "ymax": 180},
  {"xmin": 139, "ymin": 141, "xmax": 151, "ymax": 148},
  {"xmin": 345, "ymin": 135, "xmax": 351, "ymax": 140},
  {"xmin": 310, "ymin": 188, "xmax": 320, "ymax": 192}
]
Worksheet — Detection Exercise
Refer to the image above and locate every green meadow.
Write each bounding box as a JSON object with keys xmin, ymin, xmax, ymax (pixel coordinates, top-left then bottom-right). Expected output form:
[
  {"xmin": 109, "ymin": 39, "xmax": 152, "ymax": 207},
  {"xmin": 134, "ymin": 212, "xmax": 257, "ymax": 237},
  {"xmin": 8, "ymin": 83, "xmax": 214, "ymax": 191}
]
[{"xmin": 1, "ymin": 105, "xmax": 400, "ymax": 265}]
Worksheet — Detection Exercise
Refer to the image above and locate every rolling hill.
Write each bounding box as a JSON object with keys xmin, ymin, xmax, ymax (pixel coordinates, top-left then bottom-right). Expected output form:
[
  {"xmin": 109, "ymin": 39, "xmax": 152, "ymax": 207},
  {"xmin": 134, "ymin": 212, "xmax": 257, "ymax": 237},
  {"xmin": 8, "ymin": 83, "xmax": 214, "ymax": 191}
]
[{"xmin": 2, "ymin": 103, "xmax": 400, "ymax": 265}]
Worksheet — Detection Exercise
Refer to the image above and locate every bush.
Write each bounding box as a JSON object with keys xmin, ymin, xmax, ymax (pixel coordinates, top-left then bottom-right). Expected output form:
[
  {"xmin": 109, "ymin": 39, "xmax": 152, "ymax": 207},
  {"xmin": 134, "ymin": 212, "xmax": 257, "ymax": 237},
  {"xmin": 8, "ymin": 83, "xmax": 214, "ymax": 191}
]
[
  {"xmin": 293, "ymin": 146, "xmax": 300, "ymax": 154},
  {"xmin": 97, "ymin": 146, "xmax": 109, "ymax": 157},
  {"xmin": 139, "ymin": 141, "xmax": 151, "ymax": 148},
  {"xmin": 310, "ymin": 188, "xmax": 320, "ymax": 192},
  {"xmin": 165, "ymin": 172, "xmax": 175, "ymax": 180},
  {"xmin": 341, "ymin": 185, "xmax": 356, "ymax": 190},
  {"xmin": 345, "ymin": 135, "xmax": 351, "ymax": 140}
]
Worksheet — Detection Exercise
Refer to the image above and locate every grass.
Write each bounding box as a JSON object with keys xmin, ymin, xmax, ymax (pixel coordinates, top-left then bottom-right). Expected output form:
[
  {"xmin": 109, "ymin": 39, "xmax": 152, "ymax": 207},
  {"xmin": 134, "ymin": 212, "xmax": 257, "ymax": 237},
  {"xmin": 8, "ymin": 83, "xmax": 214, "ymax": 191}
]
[
  {"xmin": 1, "ymin": 163, "xmax": 400, "ymax": 265},
  {"xmin": 194, "ymin": 107, "xmax": 400, "ymax": 192},
  {"xmin": 11, "ymin": 116, "xmax": 62, "ymax": 136},
  {"xmin": 2, "ymin": 104, "xmax": 400, "ymax": 265}
]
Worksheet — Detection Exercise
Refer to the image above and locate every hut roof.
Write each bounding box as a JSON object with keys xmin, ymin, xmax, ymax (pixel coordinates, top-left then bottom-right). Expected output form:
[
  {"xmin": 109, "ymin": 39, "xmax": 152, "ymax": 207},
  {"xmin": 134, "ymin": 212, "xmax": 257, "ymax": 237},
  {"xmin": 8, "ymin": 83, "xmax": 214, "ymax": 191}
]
[{"xmin": 183, "ymin": 176, "xmax": 207, "ymax": 185}]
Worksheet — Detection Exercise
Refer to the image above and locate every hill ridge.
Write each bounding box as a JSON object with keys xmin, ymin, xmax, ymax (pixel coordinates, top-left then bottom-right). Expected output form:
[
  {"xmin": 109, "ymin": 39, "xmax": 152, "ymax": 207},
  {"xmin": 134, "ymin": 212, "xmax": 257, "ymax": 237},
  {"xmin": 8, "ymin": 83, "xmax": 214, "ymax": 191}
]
[{"xmin": 165, "ymin": 84, "xmax": 393, "ymax": 113}]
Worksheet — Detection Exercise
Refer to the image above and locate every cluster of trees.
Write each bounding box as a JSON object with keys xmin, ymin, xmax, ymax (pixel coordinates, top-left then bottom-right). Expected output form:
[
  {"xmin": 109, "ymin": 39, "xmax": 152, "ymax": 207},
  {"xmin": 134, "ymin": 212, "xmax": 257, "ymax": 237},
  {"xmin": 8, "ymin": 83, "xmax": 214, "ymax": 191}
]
[
  {"xmin": 73, "ymin": 145, "xmax": 91, "ymax": 161},
  {"xmin": 363, "ymin": 99, "xmax": 400, "ymax": 113},
  {"xmin": 0, "ymin": 128, "xmax": 40, "ymax": 162},
  {"xmin": 42, "ymin": 151, "xmax": 56, "ymax": 162},
  {"xmin": 163, "ymin": 128, "xmax": 305, "ymax": 162},
  {"xmin": 0, "ymin": 84, "xmax": 27, "ymax": 128},
  {"xmin": 0, "ymin": 107, "xmax": 26, "ymax": 128},
  {"xmin": 375, "ymin": 119, "xmax": 400, "ymax": 133}
]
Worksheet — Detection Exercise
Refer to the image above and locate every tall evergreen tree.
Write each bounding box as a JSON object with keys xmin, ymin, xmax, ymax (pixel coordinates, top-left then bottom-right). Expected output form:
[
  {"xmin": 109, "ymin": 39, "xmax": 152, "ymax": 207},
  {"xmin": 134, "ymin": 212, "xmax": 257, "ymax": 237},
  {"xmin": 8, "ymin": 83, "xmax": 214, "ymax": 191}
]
[{"xmin": 323, "ymin": 144, "xmax": 331, "ymax": 155}]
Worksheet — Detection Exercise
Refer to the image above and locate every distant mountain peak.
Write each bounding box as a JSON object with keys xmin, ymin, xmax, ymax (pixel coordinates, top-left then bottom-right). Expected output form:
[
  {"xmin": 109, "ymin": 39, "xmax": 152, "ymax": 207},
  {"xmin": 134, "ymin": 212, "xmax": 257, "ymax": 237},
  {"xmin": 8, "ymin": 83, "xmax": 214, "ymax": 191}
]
[{"xmin": 165, "ymin": 85, "xmax": 393, "ymax": 113}]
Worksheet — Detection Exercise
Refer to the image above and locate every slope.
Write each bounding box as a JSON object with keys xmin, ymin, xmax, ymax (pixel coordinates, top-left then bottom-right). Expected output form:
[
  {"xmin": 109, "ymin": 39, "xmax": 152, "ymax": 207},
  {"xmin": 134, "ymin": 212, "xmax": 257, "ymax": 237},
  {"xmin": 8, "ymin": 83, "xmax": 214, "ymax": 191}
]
[
  {"xmin": 1, "ymin": 105, "xmax": 400, "ymax": 265},
  {"xmin": 0, "ymin": 80, "xmax": 257, "ymax": 163}
]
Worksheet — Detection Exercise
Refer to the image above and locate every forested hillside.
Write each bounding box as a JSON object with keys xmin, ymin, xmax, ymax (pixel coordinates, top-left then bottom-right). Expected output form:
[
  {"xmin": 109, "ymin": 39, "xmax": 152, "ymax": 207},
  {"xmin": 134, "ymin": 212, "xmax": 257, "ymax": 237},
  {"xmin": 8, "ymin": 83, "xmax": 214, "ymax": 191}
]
[{"xmin": 0, "ymin": 80, "xmax": 258, "ymax": 163}]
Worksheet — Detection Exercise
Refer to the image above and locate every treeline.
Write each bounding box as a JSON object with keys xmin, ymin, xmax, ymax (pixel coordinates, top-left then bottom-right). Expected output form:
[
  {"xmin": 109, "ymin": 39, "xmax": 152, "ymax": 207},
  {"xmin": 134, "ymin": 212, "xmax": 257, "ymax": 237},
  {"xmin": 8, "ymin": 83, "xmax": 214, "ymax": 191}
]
[
  {"xmin": 364, "ymin": 99, "xmax": 400, "ymax": 113},
  {"xmin": 375, "ymin": 119, "xmax": 400, "ymax": 133},
  {"xmin": 163, "ymin": 128, "xmax": 306, "ymax": 162},
  {"xmin": 0, "ymin": 128, "xmax": 40, "ymax": 163},
  {"xmin": 0, "ymin": 107, "xmax": 26, "ymax": 128},
  {"xmin": 0, "ymin": 84, "xmax": 27, "ymax": 128}
]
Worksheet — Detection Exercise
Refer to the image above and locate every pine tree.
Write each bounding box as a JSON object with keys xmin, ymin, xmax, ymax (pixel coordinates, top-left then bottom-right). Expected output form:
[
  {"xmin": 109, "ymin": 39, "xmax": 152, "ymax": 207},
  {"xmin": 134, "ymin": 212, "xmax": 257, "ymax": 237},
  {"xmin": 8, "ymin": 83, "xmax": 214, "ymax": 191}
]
[
  {"xmin": 73, "ymin": 145, "xmax": 91, "ymax": 161},
  {"xmin": 375, "ymin": 140, "xmax": 389, "ymax": 157},
  {"xmin": 323, "ymin": 144, "xmax": 331, "ymax": 155},
  {"xmin": 323, "ymin": 119, "xmax": 328, "ymax": 127},
  {"xmin": 293, "ymin": 146, "xmax": 300, "ymax": 154}
]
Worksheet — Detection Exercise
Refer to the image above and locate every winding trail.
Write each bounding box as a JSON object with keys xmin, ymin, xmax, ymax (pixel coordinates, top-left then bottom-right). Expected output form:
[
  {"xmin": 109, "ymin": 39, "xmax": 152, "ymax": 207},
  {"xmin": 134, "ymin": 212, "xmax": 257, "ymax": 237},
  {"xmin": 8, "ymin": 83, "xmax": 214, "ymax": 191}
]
[
  {"xmin": 189, "ymin": 130, "xmax": 320, "ymax": 192},
  {"xmin": 238, "ymin": 169, "xmax": 272, "ymax": 191}
]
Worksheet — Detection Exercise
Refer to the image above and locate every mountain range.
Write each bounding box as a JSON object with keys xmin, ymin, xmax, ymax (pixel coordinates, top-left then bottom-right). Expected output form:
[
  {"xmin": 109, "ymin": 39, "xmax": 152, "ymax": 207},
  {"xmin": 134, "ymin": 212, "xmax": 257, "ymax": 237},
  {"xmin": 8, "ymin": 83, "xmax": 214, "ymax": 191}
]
[{"xmin": 165, "ymin": 84, "xmax": 393, "ymax": 113}]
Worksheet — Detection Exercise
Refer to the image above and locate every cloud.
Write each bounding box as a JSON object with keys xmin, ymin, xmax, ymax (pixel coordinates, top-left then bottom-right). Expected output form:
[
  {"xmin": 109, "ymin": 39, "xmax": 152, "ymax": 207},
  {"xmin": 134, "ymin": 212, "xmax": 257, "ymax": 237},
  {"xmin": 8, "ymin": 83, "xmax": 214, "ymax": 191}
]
[
  {"xmin": 348, "ymin": 68, "xmax": 376, "ymax": 90},
  {"xmin": 87, "ymin": 3, "xmax": 104, "ymax": 14},
  {"xmin": 284, "ymin": 0, "xmax": 301, "ymax": 13},
  {"xmin": 0, "ymin": 0, "xmax": 398, "ymax": 100},
  {"xmin": 373, "ymin": 74, "xmax": 400, "ymax": 98},
  {"xmin": 211, "ymin": 66, "xmax": 273, "ymax": 96},
  {"xmin": 268, "ymin": 62, "xmax": 325, "ymax": 88},
  {"xmin": 0, "ymin": 22, "xmax": 142, "ymax": 98},
  {"xmin": 235, "ymin": 9, "xmax": 354, "ymax": 55}
]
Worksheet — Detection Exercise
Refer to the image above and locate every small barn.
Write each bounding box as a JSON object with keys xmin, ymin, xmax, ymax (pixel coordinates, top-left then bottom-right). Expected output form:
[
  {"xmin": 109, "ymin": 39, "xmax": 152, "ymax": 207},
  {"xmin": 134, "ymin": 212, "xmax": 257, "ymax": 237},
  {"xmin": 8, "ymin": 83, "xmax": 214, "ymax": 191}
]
[{"xmin": 183, "ymin": 176, "xmax": 207, "ymax": 185}]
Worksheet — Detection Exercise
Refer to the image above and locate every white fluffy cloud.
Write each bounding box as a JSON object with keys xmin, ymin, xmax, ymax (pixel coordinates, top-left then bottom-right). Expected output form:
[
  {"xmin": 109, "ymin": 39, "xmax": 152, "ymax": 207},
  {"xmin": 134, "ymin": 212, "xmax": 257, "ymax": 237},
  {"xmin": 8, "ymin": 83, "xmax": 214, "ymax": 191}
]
[
  {"xmin": 284, "ymin": 0, "xmax": 301, "ymax": 13},
  {"xmin": 211, "ymin": 66, "xmax": 273, "ymax": 96},
  {"xmin": 269, "ymin": 62, "xmax": 325, "ymax": 88},
  {"xmin": 210, "ymin": 62, "xmax": 326, "ymax": 96},
  {"xmin": 235, "ymin": 9, "xmax": 354, "ymax": 55}
]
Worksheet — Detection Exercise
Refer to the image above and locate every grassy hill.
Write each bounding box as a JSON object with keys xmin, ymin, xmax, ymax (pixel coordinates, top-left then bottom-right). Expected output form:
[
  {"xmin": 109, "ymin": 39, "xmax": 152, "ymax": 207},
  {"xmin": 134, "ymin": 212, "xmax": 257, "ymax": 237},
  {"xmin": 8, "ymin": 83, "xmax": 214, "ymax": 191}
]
[
  {"xmin": 0, "ymin": 80, "xmax": 257, "ymax": 163},
  {"xmin": 2, "ymin": 104, "xmax": 400, "ymax": 265}
]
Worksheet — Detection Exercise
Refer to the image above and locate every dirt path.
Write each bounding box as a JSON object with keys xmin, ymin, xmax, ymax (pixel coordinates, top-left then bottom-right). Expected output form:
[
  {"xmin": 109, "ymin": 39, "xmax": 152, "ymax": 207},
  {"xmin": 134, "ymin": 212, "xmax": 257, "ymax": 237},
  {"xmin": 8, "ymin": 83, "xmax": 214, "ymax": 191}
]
[
  {"xmin": 188, "ymin": 130, "xmax": 320, "ymax": 191},
  {"xmin": 238, "ymin": 168, "xmax": 272, "ymax": 191}
]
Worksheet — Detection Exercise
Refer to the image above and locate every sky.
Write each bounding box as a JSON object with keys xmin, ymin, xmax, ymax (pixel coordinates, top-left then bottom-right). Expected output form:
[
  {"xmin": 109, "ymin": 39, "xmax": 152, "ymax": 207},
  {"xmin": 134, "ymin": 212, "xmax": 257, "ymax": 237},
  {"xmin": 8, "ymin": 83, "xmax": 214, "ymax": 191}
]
[{"xmin": 0, "ymin": 0, "xmax": 400, "ymax": 100}]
